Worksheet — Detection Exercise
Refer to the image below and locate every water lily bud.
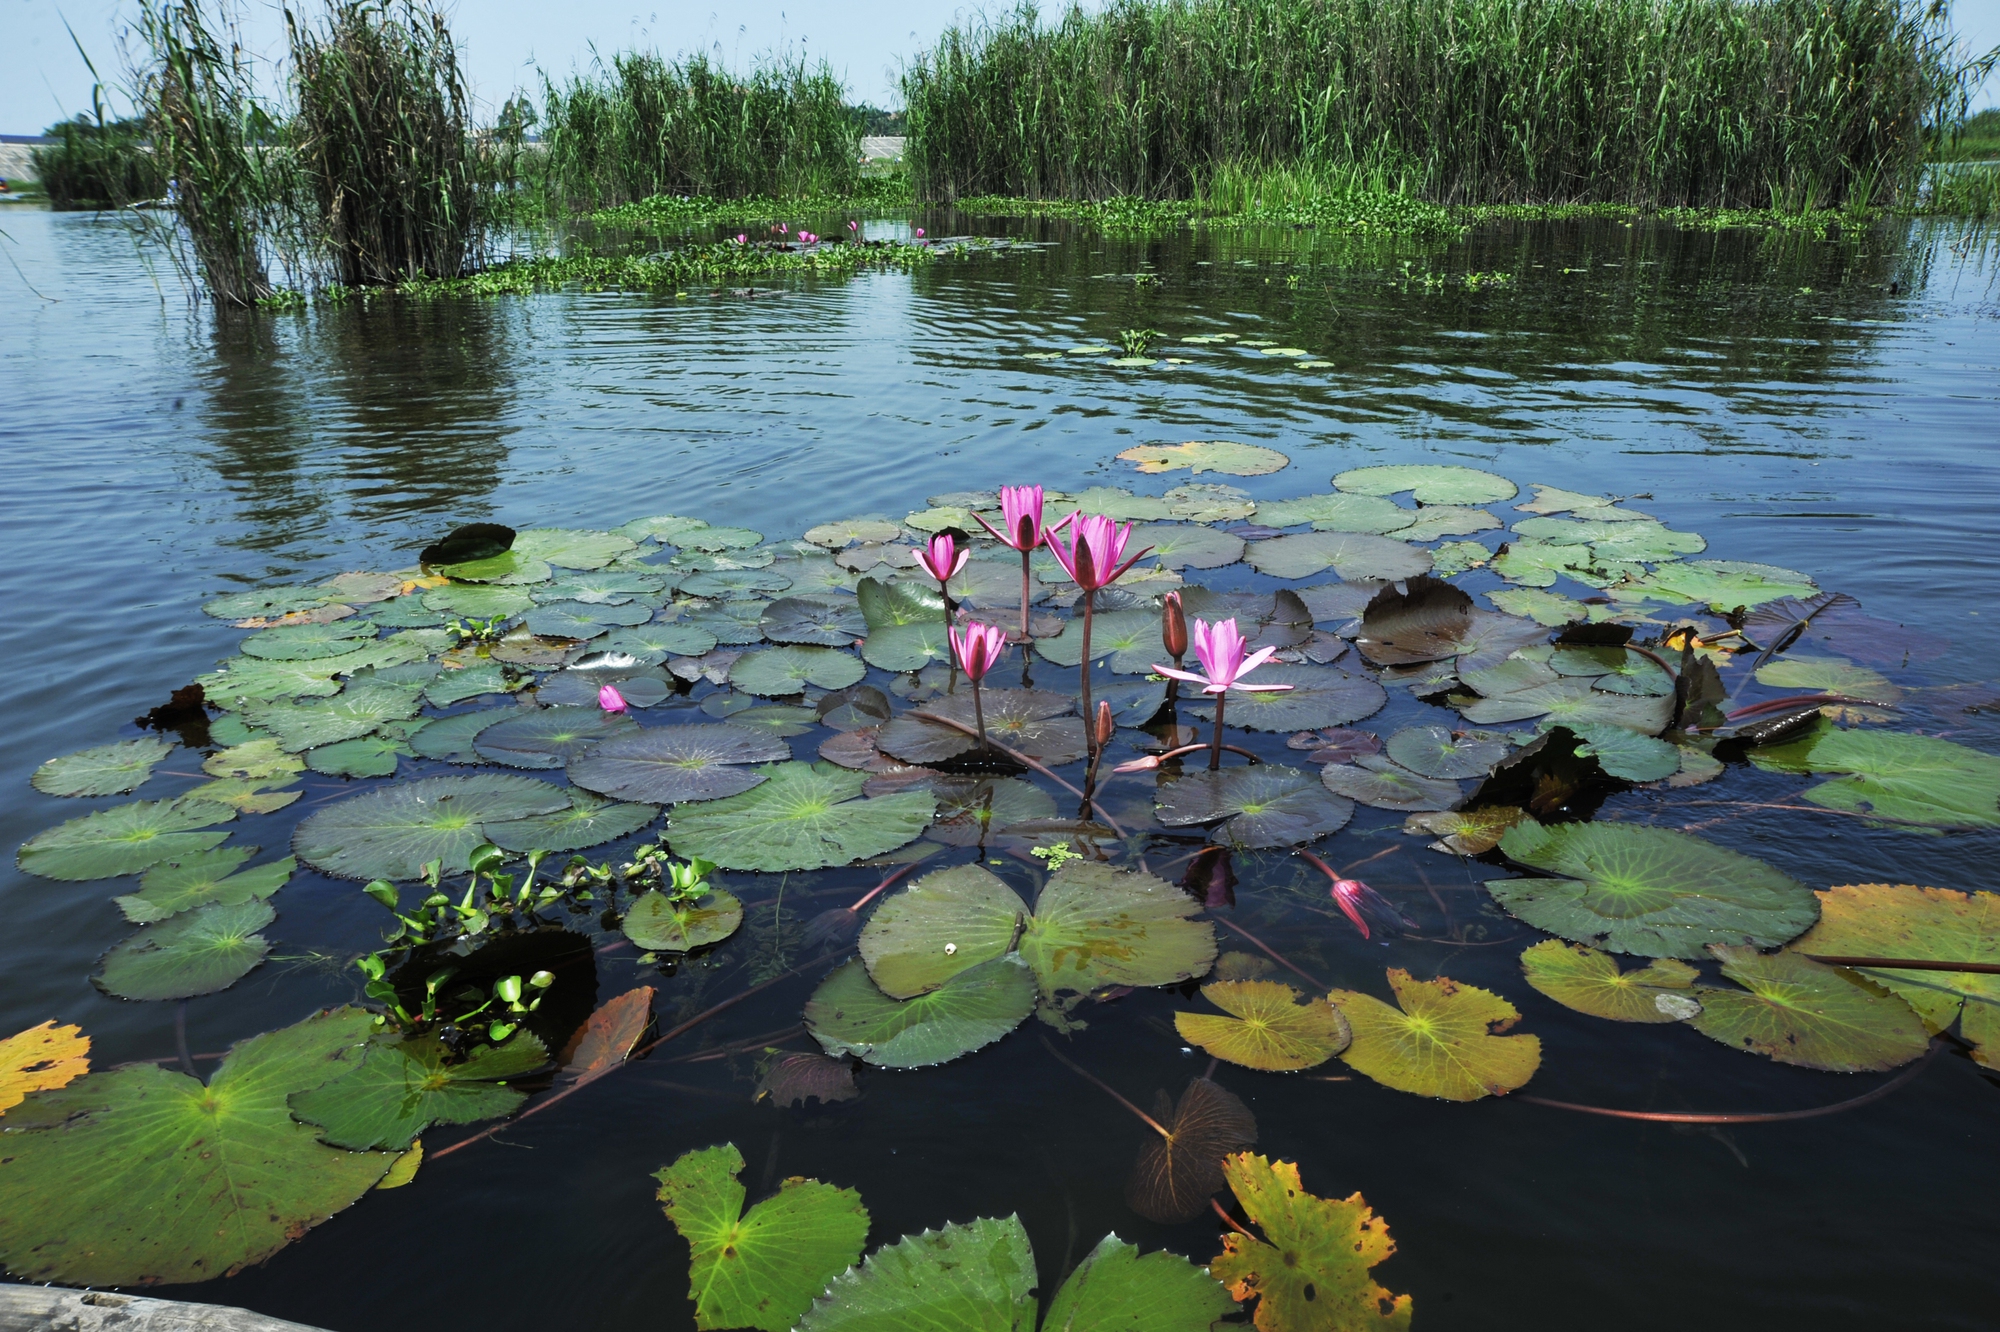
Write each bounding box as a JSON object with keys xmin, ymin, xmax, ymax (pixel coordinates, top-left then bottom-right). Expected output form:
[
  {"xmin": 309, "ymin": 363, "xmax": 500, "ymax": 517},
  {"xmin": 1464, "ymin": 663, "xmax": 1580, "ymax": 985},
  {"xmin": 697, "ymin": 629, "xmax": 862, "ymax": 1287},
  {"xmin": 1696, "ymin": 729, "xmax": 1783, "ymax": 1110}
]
[
  {"xmin": 1095, "ymin": 700, "xmax": 1115, "ymax": 746},
  {"xmin": 599, "ymin": 684, "xmax": 628, "ymax": 713},
  {"xmin": 1162, "ymin": 591, "xmax": 1188, "ymax": 660},
  {"xmin": 1112, "ymin": 754, "xmax": 1162, "ymax": 773}
]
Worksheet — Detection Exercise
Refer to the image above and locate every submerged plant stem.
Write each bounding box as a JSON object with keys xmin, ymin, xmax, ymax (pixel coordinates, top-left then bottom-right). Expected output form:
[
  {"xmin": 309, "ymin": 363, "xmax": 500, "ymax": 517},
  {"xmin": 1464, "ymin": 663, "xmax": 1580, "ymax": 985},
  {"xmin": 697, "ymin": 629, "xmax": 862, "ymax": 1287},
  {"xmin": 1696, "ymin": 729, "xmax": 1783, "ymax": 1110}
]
[
  {"xmin": 1018, "ymin": 548, "xmax": 1034, "ymax": 642},
  {"xmin": 1079, "ymin": 590, "xmax": 1096, "ymax": 762},
  {"xmin": 1208, "ymin": 693, "xmax": 1226, "ymax": 770},
  {"xmin": 1522, "ymin": 1041, "xmax": 1939, "ymax": 1124},
  {"xmin": 909, "ymin": 710, "xmax": 1127, "ymax": 837},
  {"xmin": 1213, "ymin": 915, "xmax": 1326, "ymax": 990},
  {"xmin": 1040, "ymin": 1036, "xmax": 1170, "ymax": 1137}
]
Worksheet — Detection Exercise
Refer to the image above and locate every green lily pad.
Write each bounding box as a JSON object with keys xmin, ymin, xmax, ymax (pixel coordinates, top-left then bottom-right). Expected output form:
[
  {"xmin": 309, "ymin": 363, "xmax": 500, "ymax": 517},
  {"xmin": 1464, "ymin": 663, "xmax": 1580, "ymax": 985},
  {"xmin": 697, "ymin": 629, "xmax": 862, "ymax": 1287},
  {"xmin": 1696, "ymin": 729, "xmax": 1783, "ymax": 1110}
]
[
  {"xmin": 623, "ymin": 888, "xmax": 744, "ymax": 951},
  {"xmin": 860, "ymin": 621, "xmax": 952, "ymax": 672},
  {"xmin": 486, "ymin": 789, "xmax": 656, "ymax": 852},
  {"xmin": 730, "ymin": 645, "xmax": 866, "ymax": 696},
  {"xmin": 667, "ymin": 762, "xmax": 935, "ymax": 871},
  {"xmin": 760, "ymin": 595, "xmax": 869, "ymax": 646},
  {"xmin": 407, "ymin": 707, "xmax": 516, "ymax": 763},
  {"xmin": 596, "ymin": 622, "xmax": 719, "ymax": 662},
  {"xmin": 1397, "ymin": 506, "xmax": 1501, "ymax": 542},
  {"xmin": 1210, "ymin": 1153, "xmax": 1412, "ymax": 1331},
  {"xmin": 1428, "ymin": 541, "xmax": 1494, "ymax": 577},
  {"xmin": 773, "ymin": 554, "xmax": 866, "ymax": 596},
  {"xmin": 1562, "ymin": 721, "xmax": 1681, "ymax": 782},
  {"xmin": 1175, "ymin": 980, "xmax": 1351, "ymax": 1071},
  {"xmin": 244, "ymin": 682, "xmax": 425, "ymax": 752},
  {"xmin": 857, "ymin": 575, "xmax": 944, "ymax": 627},
  {"xmin": 292, "ymin": 774, "xmax": 572, "ymax": 880},
  {"xmin": 1252, "ymin": 492, "xmax": 1414, "ymax": 534},
  {"xmin": 435, "ymin": 550, "xmax": 552, "ymax": 583},
  {"xmin": 538, "ymin": 664, "xmax": 673, "ymax": 710},
  {"xmin": 1320, "ymin": 754, "xmax": 1461, "ymax": 811},
  {"xmin": 1329, "ymin": 968, "xmax": 1541, "ymax": 1100},
  {"xmin": 1129, "ymin": 522, "xmax": 1245, "ymax": 570},
  {"xmin": 524, "ymin": 600, "xmax": 653, "ymax": 639},
  {"xmin": 1490, "ymin": 817, "xmax": 1819, "ymax": 958},
  {"xmin": 31, "ymin": 738, "xmax": 174, "ymax": 798},
  {"xmin": 537, "ymin": 570, "xmax": 670, "ymax": 603},
  {"xmin": 723, "ymin": 705, "xmax": 820, "ymax": 738},
  {"xmin": 1628, "ymin": 560, "xmax": 1817, "ymax": 610},
  {"xmin": 1336, "ymin": 464, "xmax": 1516, "ymax": 504},
  {"xmin": 94, "ymin": 900, "xmax": 274, "ymax": 1001},
  {"xmin": 859, "ymin": 864, "xmax": 1028, "ymax": 997},
  {"xmin": 879, "ymin": 688, "xmax": 1087, "ymax": 766},
  {"xmin": 1165, "ymin": 483, "xmax": 1255, "ymax": 523},
  {"xmin": 0, "ymin": 1007, "xmax": 392, "ymax": 1286},
  {"xmin": 511, "ymin": 528, "xmax": 637, "ymax": 570},
  {"xmin": 1747, "ymin": 721, "xmax": 2000, "ymax": 829},
  {"xmin": 114, "ymin": 852, "xmax": 294, "ymax": 924},
  {"xmin": 677, "ymin": 525, "xmax": 763, "ymax": 553},
  {"xmin": 1492, "ymin": 539, "xmax": 1632, "ymax": 589},
  {"xmin": 1791, "ymin": 883, "xmax": 2000, "ymax": 1068},
  {"xmin": 1020, "ymin": 863, "xmax": 1216, "ymax": 1001},
  {"xmin": 923, "ymin": 776, "xmax": 1058, "ymax": 846},
  {"xmin": 805, "ymin": 518, "xmax": 904, "ymax": 549},
  {"xmin": 1691, "ymin": 946, "xmax": 1929, "ymax": 1072},
  {"xmin": 803, "ymin": 1217, "xmax": 1234, "ymax": 1332},
  {"xmin": 237, "ymin": 620, "xmax": 378, "ymax": 661},
  {"xmin": 1456, "ymin": 673, "xmax": 1674, "ymax": 732},
  {"xmin": 289, "ymin": 1032, "xmax": 549, "ymax": 1151},
  {"xmin": 202, "ymin": 586, "xmax": 331, "ymax": 620},
  {"xmin": 17, "ymin": 799, "xmax": 236, "ymax": 882},
  {"xmin": 1186, "ymin": 664, "xmax": 1387, "ymax": 732},
  {"xmin": 1155, "ymin": 765, "xmax": 1354, "ymax": 848},
  {"xmin": 620, "ymin": 514, "xmax": 710, "ymax": 543},
  {"xmin": 1548, "ymin": 645, "xmax": 1674, "ymax": 696},
  {"xmin": 566, "ymin": 724, "xmax": 789, "ymax": 803},
  {"xmin": 1754, "ymin": 655, "xmax": 1899, "ymax": 700},
  {"xmin": 1046, "ymin": 487, "xmax": 1174, "ymax": 523},
  {"xmin": 1032, "ymin": 609, "xmax": 1162, "ymax": 673},
  {"xmin": 1118, "ymin": 440, "xmax": 1290, "ymax": 476},
  {"xmin": 804, "ymin": 955, "xmax": 1037, "ymax": 1069},
  {"xmin": 305, "ymin": 734, "xmax": 414, "ymax": 779},
  {"xmin": 1518, "ymin": 941, "xmax": 1700, "ymax": 1023},
  {"xmin": 1385, "ymin": 725, "xmax": 1509, "ymax": 779},
  {"xmin": 473, "ymin": 707, "xmax": 639, "ymax": 769},
  {"xmin": 655, "ymin": 1142, "xmax": 870, "ymax": 1332},
  {"xmin": 423, "ymin": 583, "xmax": 536, "ymax": 619},
  {"xmin": 1486, "ymin": 587, "xmax": 1588, "ymax": 626},
  {"xmin": 1516, "ymin": 485, "xmax": 1654, "ymax": 521},
  {"xmin": 421, "ymin": 663, "xmax": 521, "ymax": 708},
  {"xmin": 1246, "ymin": 531, "xmax": 1433, "ymax": 582},
  {"xmin": 196, "ymin": 656, "xmax": 345, "ymax": 707}
]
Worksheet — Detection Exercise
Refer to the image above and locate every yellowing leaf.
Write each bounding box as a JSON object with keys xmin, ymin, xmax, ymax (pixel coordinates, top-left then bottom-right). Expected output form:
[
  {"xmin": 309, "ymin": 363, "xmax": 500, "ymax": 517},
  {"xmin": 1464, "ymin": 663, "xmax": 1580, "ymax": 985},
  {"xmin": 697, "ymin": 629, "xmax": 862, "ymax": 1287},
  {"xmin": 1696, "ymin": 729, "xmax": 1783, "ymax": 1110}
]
[
  {"xmin": 1126, "ymin": 1077, "xmax": 1258, "ymax": 1223},
  {"xmin": 376, "ymin": 1140, "xmax": 423, "ymax": 1190},
  {"xmin": 1519, "ymin": 941, "xmax": 1700, "ymax": 1023},
  {"xmin": 1328, "ymin": 969, "xmax": 1540, "ymax": 1100},
  {"xmin": 0, "ymin": 1022, "xmax": 90, "ymax": 1116},
  {"xmin": 1210, "ymin": 1152, "xmax": 1411, "ymax": 1332},
  {"xmin": 1175, "ymin": 980, "xmax": 1351, "ymax": 1071},
  {"xmin": 1790, "ymin": 883, "xmax": 2000, "ymax": 1068},
  {"xmin": 1117, "ymin": 440, "xmax": 1291, "ymax": 476}
]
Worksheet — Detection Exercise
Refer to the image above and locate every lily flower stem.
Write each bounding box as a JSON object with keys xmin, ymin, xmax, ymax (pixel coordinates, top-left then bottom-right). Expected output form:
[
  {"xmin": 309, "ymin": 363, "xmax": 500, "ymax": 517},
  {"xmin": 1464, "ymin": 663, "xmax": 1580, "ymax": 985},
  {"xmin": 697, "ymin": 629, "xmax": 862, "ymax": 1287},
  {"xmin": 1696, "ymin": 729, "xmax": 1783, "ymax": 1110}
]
[
  {"xmin": 1154, "ymin": 741, "xmax": 1259, "ymax": 764},
  {"xmin": 1078, "ymin": 589, "xmax": 1096, "ymax": 761},
  {"xmin": 1209, "ymin": 693, "xmax": 1227, "ymax": 770},
  {"xmin": 1523, "ymin": 1041, "xmax": 1937, "ymax": 1124},
  {"xmin": 1019, "ymin": 548, "xmax": 1034, "ymax": 641},
  {"xmin": 1040, "ymin": 1036, "xmax": 1170, "ymax": 1137},
  {"xmin": 1214, "ymin": 915, "xmax": 1326, "ymax": 990},
  {"xmin": 911, "ymin": 711, "xmax": 1126, "ymax": 837},
  {"xmin": 1211, "ymin": 1198, "xmax": 1256, "ymax": 1237},
  {"xmin": 972, "ymin": 677, "xmax": 989, "ymax": 750}
]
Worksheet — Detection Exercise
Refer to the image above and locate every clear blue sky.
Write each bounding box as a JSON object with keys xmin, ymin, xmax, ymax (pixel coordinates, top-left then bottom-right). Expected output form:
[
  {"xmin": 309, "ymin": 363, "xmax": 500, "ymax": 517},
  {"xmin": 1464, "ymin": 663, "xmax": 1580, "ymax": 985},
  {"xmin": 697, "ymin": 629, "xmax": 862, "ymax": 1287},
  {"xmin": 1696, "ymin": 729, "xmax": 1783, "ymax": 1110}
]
[{"xmin": 7, "ymin": 0, "xmax": 1997, "ymax": 135}]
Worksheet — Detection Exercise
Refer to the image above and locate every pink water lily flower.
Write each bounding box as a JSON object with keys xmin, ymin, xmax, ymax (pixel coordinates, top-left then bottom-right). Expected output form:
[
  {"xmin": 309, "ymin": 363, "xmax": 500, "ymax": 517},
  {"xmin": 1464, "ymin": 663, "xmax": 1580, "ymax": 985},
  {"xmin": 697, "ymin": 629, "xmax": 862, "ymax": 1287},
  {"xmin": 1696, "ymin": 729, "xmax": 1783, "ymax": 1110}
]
[
  {"xmin": 974, "ymin": 485, "xmax": 1070, "ymax": 641},
  {"xmin": 913, "ymin": 532, "xmax": 969, "ymax": 584},
  {"xmin": 915, "ymin": 227, "xmax": 925, "ymax": 238},
  {"xmin": 1044, "ymin": 513, "xmax": 1148, "ymax": 594},
  {"xmin": 733, "ymin": 233, "xmax": 746, "ymax": 245},
  {"xmin": 848, "ymin": 220, "xmax": 858, "ymax": 231},
  {"xmin": 1154, "ymin": 617, "xmax": 1291, "ymax": 770},
  {"xmin": 1330, "ymin": 877, "xmax": 1412, "ymax": 940},
  {"xmin": 598, "ymin": 684, "xmax": 628, "ymax": 713},
  {"xmin": 1153, "ymin": 617, "xmax": 1292, "ymax": 695},
  {"xmin": 950, "ymin": 619, "xmax": 1008, "ymax": 681}
]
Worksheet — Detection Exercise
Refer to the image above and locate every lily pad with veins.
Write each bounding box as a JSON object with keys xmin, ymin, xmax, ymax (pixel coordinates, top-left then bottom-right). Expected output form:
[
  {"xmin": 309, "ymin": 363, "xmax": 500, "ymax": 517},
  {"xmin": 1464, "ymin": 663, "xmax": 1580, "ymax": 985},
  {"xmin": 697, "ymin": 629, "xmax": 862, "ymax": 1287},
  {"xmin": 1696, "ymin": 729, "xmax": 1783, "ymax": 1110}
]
[
  {"xmin": 1130, "ymin": 522, "xmax": 1245, "ymax": 570},
  {"xmin": 566, "ymin": 724, "xmax": 789, "ymax": 804},
  {"xmin": 289, "ymin": 1031, "xmax": 549, "ymax": 1151},
  {"xmin": 922, "ymin": 776, "xmax": 1058, "ymax": 846},
  {"xmin": 1747, "ymin": 720, "xmax": 2000, "ymax": 829},
  {"xmin": 474, "ymin": 706, "xmax": 639, "ymax": 769},
  {"xmin": 1187, "ymin": 664, "xmax": 1387, "ymax": 732},
  {"xmin": 730, "ymin": 645, "xmax": 866, "ymax": 696},
  {"xmin": 237, "ymin": 620, "xmax": 378, "ymax": 661},
  {"xmin": 17, "ymin": 799, "xmax": 236, "ymax": 882},
  {"xmin": 1252, "ymin": 492, "xmax": 1414, "ymax": 534},
  {"xmin": 1210, "ymin": 1152, "xmax": 1412, "ymax": 1330},
  {"xmin": 1490, "ymin": 817, "xmax": 1818, "ymax": 958},
  {"xmin": 1519, "ymin": 941, "xmax": 1700, "ymax": 1023},
  {"xmin": 667, "ymin": 762, "xmax": 935, "ymax": 872},
  {"xmin": 1329, "ymin": 968, "xmax": 1540, "ymax": 1100},
  {"xmin": 486, "ymin": 789, "xmax": 657, "ymax": 851},
  {"xmin": 292, "ymin": 775, "xmax": 572, "ymax": 881},
  {"xmin": 31, "ymin": 738, "xmax": 174, "ymax": 798},
  {"xmin": 1336, "ymin": 463, "xmax": 1515, "ymax": 505},
  {"xmin": 1118, "ymin": 440, "xmax": 1290, "ymax": 476},
  {"xmin": 510, "ymin": 528, "xmax": 637, "ymax": 570},
  {"xmin": 877, "ymin": 688, "xmax": 1086, "ymax": 766},
  {"xmin": 1247, "ymin": 531, "xmax": 1432, "ymax": 583},
  {"xmin": 1385, "ymin": 724, "xmax": 1509, "ymax": 779},
  {"xmin": 1033, "ymin": 609, "xmax": 1162, "ymax": 673},
  {"xmin": 1691, "ymin": 946, "xmax": 1928, "ymax": 1072},
  {"xmin": 761, "ymin": 595, "xmax": 869, "ymax": 646},
  {"xmin": 1175, "ymin": 980, "xmax": 1351, "ymax": 1071},
  {"xmin": 1126, "ymin": 1077, "xmax": 1259, "ymax": 1225},
  {"xmin": 805, "ymin": 955, "xmax": 1037, "ymax": 1069},
  {"xmin": 94, "ymin": 900, "xmax": 275, "ymax": 1002},
  {"xmin": 115, "ymin": 851, "xmax": 293, "ymax": 924},
  {"xmin": 595, "ymin": 622, "xmax": 718, "ymax": 662},
  {"xmin": 1320, "ymin": 754, "xmax": 1461, "ymax": 811},
  {"xmin": 1155, "ymin": 766, "xmax": 1354, "ymax": 848},
  {"xmin": 623, "ymin": 888, "xmax": 744, "ymax": 951}
]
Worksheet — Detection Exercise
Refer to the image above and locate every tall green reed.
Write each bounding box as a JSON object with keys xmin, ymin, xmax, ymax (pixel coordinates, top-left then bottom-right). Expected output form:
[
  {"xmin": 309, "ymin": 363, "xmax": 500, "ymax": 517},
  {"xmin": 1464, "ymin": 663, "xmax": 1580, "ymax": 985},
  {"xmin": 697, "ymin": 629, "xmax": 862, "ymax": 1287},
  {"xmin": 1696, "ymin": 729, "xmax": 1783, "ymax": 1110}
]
[
  {"xmin": 32, "ymin": 116, "xmax": 168, "ymax": 209},
  {"xmin": 903, "ymin": 0, "xmax": 1985, "ymax": 210},
  {"xmin": 285, "ymin": 0, "xmax": 480, "ymax": 284},
  {"xmin": 540, "ymin": 51, "xmax": 860, "ymax": 207}
]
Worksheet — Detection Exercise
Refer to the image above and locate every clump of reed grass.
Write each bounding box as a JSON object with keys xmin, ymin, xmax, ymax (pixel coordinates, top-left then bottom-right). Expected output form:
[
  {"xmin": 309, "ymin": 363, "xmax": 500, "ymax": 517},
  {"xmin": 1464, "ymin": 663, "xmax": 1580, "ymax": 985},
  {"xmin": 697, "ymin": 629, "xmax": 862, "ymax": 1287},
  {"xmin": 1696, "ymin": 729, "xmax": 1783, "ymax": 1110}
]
[
  {"xmin": 540, "ymin": 51, "xmax": 861, "ymax": 208},
  {"xmin": 904, "ymin": 0, "xmax": 1984, "ymax": 211},
  {"xmin": 135, "ymin": 0, "xmax": 286, "ymax": 306},
  {"xmin": 285, "ymin": 0, "xmax": 480, "ymax": 285},
  {"xmin": 31, "ymin": 114, "xmax": 167, "ymax": 209}
]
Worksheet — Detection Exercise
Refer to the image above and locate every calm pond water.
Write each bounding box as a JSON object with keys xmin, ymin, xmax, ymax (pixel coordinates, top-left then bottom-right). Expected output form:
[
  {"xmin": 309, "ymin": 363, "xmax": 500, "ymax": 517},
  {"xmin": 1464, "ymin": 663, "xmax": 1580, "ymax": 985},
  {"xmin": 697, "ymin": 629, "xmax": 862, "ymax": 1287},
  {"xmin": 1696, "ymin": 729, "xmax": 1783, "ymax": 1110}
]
[{"xmin": 2, "ymin": 205, "xmax": 1998, "ymax": 1330}]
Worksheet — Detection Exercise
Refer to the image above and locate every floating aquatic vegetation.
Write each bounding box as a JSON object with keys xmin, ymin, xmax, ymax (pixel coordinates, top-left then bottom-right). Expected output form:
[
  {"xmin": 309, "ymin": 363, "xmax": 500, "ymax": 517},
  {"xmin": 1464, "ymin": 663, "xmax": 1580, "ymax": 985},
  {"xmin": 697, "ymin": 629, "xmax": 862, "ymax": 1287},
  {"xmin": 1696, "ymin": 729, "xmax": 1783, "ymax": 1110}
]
[
  {"xmin": 1157, "ymin": 766, "xmax": 1354, "ymax": 847},
  {"xmin": 1337, "ymin": 463, "xmax": 1515, "ymax": 505},
  {"xmin": 669, "ymin": 762, "xmax": 936, "ymax": 872},
  {"xmin": 1175, "ymin": 980, "xmax": 1351, "ymax": 1071},
  {"xmin": 1491, "ymin": 818, "xmax": 1818, "ymax": 958},
  {"xmin": 1691, "ymin": 947, "xmax": 1929, "ymax": 1072},
  {"xmin": 1247, "ymin": 529, "xmax": 1432, "ymax": 582},
  {"xmin": 1328, "ymin": 970, "xmax": 1539, "ymax": 1101},
  {"xmin": 17, "ymin": 797, "xmax": 237, "ymax": 882},
  {"xmin": 1125, "ymin": 1075, "xmax": 1259, "ymax": 1223},
  {"xmin": 806, "ymin": 954, "xmax": 1038, "ymax": 1068},
  {"xmin": 290, "ymin": 1031, "xmax": 550, "ymax": 1151},
  {"xmin": 30, "ymin": 738, "xmax": 174, "ymax": 798},
  {"xmin": 0, "ymin": 1022, "xmax": 89, "ymax": 1116},
  {"xmin": 1748, "ymin": 720, "xmax": 2000, "ymax": 828},
  {"xmin": 1210, "ymin": 1152, "xmax": 1411, "ymax": 1331},
  {"xmin": 1519, "ymin": 941, "xmax": 1700, "ymax": 1022},
  {"xmin": 94, "ymin": 899, "xmax": 275, "ymax": 1001},
  {"xmin": 0, "ymin": 1008, "xmax": 395, "ymax": 1285},
  {"xmin": 1117, "ymin": 441, "xmax": 1290, "ymax": 476},
  {"xmin": 293, "ymin": 774, "xmax": 574, "ymax": 880}
]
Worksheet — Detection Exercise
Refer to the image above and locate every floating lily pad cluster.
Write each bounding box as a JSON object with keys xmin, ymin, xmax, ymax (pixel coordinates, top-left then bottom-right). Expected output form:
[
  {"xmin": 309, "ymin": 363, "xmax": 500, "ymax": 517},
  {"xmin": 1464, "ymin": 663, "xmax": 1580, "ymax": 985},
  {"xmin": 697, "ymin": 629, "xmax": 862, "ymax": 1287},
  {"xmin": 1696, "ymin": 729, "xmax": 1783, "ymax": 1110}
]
[{"xmin": 7, "ymin": 463, "xmax": 1996, "ymax": 1293}]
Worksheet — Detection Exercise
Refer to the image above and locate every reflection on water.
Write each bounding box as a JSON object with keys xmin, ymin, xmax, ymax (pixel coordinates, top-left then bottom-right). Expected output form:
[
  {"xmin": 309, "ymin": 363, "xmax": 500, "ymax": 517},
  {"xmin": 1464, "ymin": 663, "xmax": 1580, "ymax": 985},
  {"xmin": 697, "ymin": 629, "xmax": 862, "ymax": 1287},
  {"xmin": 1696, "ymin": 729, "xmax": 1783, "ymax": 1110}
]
[{"xmin": 1, "ymin": 205, "xmax": 1998, "ymax": 1331}]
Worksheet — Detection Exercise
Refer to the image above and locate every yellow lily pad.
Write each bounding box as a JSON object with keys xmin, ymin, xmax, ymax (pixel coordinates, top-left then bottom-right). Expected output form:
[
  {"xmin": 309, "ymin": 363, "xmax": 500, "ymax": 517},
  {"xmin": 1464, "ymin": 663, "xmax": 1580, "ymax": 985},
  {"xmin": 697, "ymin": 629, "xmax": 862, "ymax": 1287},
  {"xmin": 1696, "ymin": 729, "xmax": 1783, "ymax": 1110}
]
[
  {"xmin": 1175, "ymin": 980, "xmax": 1351, "ymax": 1071},
  {"xmin": 1519, "ymin": 941, "xmax": 1700, "ymax": 1023},
  {"xmin": 1117, "ymin": 440, "xmax": 1291, "ymax": 476},
  {"xmin": 1328, "ymin": 969, "xmax": 1540, "ymax": 1100},
  {"xmin": 0, "ymin": 1022, "xmax": 90, "ymax": 1116},
  {"xmin": 1210, "ymin": 1152, "xmax": 1412, "ymax": 1331}
]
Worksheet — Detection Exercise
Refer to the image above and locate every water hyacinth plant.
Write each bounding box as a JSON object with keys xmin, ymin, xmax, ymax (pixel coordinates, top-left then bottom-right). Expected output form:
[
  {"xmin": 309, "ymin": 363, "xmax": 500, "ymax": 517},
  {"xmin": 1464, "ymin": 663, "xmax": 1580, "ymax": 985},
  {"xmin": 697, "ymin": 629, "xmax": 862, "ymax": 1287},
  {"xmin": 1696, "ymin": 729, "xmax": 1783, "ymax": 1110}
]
[
  {"xmin": 949, "ymin": 619, "xmax": 1010, "ymax": 749},
  {"xmin": 974, "ymin": 484, "xmax": 1068, "ymax": 641}
]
